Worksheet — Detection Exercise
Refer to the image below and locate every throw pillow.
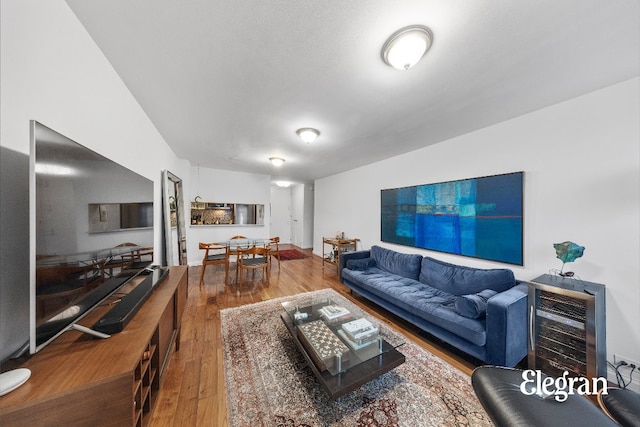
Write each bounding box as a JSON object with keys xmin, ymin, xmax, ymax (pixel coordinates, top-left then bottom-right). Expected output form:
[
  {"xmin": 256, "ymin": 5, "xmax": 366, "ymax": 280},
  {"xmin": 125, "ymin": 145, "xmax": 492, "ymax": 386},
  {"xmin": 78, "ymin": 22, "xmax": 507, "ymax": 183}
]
[
  {"xmin": 454, "ymin": 289, "xmax": 498, "ymax": 319},
  {"xmin": 346, "ymin": 257, "xmax": 376, "ymax": 270}
]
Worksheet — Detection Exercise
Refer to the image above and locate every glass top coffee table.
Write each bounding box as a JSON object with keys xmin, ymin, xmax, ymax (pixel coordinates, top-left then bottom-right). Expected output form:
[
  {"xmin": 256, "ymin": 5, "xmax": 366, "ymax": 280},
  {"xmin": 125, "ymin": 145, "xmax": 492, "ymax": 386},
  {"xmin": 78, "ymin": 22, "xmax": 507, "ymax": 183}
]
[{"xmin": 280, "ymin": 297, "xmax": 405, "ymax": 400}]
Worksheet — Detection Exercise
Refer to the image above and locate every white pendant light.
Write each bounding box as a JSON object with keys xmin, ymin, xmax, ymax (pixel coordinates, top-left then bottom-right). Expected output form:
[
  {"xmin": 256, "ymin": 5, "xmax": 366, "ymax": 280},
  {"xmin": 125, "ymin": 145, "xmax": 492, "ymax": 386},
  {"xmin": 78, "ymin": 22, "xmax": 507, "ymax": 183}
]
[
  {"xmin": 382, "ymin": 25, "xmax": 432, "ymax": 70},
  {"xmin": 296, "ymin": 128, "xmax": 320, "ymax": 144},
  {"xmin": 269, "ymin": 157, "xmax": 285, "ymax": 167}
]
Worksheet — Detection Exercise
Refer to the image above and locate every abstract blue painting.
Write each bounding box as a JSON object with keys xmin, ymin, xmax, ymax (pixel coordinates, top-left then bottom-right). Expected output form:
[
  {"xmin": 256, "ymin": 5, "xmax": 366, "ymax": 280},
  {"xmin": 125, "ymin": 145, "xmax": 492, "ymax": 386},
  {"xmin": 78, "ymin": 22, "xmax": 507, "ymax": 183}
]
[{"xmin": 381, "ymin": 172, "xmax": 523, "ymax": 265}]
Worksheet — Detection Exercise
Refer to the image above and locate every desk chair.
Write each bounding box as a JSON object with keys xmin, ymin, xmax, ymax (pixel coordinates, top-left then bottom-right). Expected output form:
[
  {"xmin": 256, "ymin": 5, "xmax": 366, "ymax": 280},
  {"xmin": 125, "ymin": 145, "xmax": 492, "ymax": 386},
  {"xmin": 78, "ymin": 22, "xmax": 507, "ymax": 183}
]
[
  {"xmin": 199, "ymin": 242, "xmax": 230, "ymax": 286},
  {"xmin": 268, "ymin": 237, "xmax": 281, "ymax": 269},
  {"xmin": 236, "ymin": 246, "xmax": 269, "ymax": 285}
]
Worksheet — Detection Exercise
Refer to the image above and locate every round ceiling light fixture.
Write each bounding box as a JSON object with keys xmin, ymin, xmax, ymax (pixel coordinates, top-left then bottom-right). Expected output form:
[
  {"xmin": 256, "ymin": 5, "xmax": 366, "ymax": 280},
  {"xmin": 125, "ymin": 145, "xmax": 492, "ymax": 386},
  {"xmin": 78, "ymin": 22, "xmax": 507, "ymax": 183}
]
[
  {"xmin": 296, "ymin": 128, "xmax": 320, "ymax": 144},
  {"xmin": 381, "ymin": 25, "xmax": 433, "ymax": 70},
  {"xmin": 269, "ymin": 157, "xmax": 285, "ymax": 167}
]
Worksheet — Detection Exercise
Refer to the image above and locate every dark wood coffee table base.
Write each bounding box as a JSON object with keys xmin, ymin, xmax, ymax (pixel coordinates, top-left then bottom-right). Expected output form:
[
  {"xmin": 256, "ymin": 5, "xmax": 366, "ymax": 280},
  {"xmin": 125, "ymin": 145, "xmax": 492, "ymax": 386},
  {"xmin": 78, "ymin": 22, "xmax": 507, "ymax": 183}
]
[{"xmin": 280, "ymin": 312, "xmax": 405, "ymax": 400}]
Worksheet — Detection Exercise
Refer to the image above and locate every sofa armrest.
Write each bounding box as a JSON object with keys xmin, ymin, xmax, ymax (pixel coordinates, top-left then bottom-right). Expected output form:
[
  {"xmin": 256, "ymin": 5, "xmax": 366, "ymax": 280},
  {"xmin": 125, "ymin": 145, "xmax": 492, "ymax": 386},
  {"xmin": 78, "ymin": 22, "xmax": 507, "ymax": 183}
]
[
  {"xmin": 339, "ymin": 250, "xmax": 371, "ymax": 283},
  {"xmin": 485, "ymin": 282, "xmax": 528, "ymax": 367}
]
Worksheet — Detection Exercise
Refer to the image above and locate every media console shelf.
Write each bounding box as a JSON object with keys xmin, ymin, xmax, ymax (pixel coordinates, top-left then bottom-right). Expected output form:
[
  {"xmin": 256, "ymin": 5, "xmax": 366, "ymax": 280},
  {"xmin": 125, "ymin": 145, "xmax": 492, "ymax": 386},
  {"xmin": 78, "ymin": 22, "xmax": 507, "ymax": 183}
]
[{"xmin": 0, "ymin": 266, "xmax": 188, "ymax": 426}]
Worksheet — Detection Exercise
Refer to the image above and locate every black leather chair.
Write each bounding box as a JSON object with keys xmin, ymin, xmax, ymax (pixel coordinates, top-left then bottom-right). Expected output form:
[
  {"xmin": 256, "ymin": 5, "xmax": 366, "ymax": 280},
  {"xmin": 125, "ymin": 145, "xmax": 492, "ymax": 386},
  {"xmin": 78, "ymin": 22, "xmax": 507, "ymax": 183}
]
[
  {"xmin": 471, "ymin": 366, "xmax": 617, "ymax": 426},
  {"xmin": 598, "ymin": 387, "xmax": 640, "ymax": 427}
]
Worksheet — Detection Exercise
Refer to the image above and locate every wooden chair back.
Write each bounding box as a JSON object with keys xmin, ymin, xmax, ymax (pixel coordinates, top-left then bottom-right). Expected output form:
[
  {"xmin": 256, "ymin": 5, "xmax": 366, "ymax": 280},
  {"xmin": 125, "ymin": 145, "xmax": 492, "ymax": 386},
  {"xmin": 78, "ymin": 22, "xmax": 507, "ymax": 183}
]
[
  {"xmin": 199, "ymin": 242, "xmax": 230, "ymax": 286},
  {"xmin": 268, "ymin": 237, "xmax": 281, "ymax": 268},
  {"xmin": 236, "ymin": 246, "xmax": 269, "ymax": 285}
]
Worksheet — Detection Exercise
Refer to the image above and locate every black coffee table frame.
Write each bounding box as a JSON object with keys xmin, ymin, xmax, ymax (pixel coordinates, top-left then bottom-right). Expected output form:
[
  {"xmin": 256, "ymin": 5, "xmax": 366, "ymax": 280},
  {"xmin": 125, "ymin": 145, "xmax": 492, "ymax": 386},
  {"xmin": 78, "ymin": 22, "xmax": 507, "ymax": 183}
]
[{"xmin": 280, "ymin": 311, "xmax": 405, "ymax": 400}]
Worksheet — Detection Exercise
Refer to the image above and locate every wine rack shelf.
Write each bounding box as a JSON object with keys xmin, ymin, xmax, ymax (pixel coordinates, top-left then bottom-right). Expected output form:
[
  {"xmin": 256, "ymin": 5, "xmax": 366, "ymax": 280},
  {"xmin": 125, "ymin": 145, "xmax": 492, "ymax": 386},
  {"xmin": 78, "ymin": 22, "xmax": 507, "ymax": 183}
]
[{"xmin": 528, "ymin": 274, "xmax": 606, "ymax": 380}]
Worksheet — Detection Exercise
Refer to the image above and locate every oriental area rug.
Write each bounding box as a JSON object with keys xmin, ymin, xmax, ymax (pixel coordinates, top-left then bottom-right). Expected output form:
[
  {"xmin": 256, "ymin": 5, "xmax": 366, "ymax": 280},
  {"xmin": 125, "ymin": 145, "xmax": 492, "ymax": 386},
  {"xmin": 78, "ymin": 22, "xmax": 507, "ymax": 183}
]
[{"xmin": 221, "ymin": 289, "xmax": 492, "ymax": 427}]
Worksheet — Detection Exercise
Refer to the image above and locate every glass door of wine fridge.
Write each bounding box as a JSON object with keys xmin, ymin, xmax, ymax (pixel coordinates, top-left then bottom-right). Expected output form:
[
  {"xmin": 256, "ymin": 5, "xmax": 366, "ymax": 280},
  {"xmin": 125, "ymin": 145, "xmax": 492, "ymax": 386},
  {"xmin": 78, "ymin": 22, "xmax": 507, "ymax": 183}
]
[{"xmin": 528, "ymin": 274, "xmax": 606, "ymax": 379}]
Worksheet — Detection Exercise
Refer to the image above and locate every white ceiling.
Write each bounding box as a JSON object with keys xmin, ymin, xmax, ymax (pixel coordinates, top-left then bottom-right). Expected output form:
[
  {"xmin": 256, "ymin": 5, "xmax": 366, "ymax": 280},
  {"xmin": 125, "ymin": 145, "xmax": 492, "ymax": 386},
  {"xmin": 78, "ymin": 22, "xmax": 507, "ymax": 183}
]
[{"xmin": 65, "ymin": 0, "xmax": 639, "ymax": 185}]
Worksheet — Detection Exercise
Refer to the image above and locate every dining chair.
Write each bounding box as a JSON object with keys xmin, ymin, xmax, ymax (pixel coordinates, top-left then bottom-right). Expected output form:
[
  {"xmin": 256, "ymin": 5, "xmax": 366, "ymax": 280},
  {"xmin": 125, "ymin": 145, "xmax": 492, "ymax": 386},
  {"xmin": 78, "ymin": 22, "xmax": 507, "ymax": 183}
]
[
  {"xmin": 101, "ymin": 242, "xmax": 138, "ymax": 278},
  {"xmin": 36, "ymin": 262, "xmax": 102, "ymax": 319},
  {"xmin": 122, "ymin": 246, "xmax": 154, "ymax": 272},
  {"xmin": 268, "ymin": 236, "xmax": 281, "ymax": 269},
  {"xmin": 227, "ymin": 234, "xmax": 249, "ymax": 266},
  {"xmin": 235, "ymin": 246, "xmax": 269, "ymax": 285},
  {"xmin": 198, "ymin": 242, "xmax": 230, "ymax": 286}
]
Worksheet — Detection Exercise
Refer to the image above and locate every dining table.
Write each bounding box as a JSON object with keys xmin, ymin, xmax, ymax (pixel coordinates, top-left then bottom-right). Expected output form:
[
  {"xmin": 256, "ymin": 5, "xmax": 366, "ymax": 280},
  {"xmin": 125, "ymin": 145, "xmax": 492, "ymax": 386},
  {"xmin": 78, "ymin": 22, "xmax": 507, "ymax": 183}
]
[{"xmin": 217, "ymin": 238, "xmax": 272, "ymax": 277}]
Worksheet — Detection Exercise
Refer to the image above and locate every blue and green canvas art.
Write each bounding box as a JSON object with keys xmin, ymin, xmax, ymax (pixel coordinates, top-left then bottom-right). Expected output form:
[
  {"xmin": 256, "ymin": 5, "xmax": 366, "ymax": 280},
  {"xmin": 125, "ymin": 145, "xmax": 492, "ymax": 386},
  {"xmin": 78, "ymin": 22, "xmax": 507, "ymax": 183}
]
[{"xmin": 381, "ymin": 172, "xmax": 523, "ymax": 265}]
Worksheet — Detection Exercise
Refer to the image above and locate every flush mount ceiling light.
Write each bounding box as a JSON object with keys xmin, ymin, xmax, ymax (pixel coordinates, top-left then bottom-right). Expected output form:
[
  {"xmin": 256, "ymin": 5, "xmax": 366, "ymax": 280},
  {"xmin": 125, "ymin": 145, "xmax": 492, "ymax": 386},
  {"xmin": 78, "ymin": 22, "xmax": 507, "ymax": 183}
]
[
  {"xmin": 381, "ymin": 25, "xmax": 433, "ymax": 70},
  {"xmin": 275, "ymin": 181, "xmax": 292, "ymax": 188},
  {"xmin": 296, "ymin": 128, "xmax": 320, "ymax": 144},
  {"xmin": 269, "ymin": 157, "xmax": 285, "ymax": 167}
]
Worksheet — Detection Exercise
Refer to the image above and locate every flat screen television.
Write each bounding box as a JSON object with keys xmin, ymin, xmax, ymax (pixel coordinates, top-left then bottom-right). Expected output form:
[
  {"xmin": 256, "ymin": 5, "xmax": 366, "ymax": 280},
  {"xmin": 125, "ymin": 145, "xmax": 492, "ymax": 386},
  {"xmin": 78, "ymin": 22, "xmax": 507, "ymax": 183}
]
[{"xmin": 28, "ymin": 121, "xmax": 155, "ymax": 355}]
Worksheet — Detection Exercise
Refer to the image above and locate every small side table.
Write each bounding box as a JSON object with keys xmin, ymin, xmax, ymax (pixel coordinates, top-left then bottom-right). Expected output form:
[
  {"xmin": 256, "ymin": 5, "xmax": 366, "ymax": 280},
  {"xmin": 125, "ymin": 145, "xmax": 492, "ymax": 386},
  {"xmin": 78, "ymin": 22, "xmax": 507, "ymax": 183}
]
[{"xmin": 322, "ymin": 237, "xmax": 359, "ymax": 272}]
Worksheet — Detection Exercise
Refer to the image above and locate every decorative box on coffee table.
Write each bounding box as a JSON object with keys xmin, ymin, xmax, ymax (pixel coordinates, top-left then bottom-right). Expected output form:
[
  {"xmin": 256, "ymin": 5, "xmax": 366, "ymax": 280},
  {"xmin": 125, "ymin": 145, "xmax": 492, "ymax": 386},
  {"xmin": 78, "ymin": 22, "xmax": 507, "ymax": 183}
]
[{"xmin": 297, "ymin": 320, "xmax": 350, "ymax": 371}]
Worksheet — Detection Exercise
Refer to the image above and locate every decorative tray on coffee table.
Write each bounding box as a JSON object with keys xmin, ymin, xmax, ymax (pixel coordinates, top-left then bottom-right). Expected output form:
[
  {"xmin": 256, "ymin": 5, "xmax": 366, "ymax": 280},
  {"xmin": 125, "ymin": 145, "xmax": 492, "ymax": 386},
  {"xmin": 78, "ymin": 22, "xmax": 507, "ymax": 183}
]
[{"xmin": 280, "ymin": 297, "xmax": 405, "ymax": 399}]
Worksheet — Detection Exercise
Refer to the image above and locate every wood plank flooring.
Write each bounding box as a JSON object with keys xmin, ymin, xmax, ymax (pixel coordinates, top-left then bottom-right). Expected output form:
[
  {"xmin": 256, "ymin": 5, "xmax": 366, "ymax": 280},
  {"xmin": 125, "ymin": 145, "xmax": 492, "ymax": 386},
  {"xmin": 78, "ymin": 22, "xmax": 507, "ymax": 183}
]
[{"xmin": 150, "ymin": 245, "xmax": 480, "ymax": 426}]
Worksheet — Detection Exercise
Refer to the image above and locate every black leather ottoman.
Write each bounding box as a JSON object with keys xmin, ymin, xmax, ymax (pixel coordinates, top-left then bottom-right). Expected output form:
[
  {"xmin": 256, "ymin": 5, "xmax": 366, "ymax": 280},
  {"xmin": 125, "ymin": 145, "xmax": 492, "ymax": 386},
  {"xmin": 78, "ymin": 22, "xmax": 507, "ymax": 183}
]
[
  {"xmin": 471, "ymin": 366, "xmax": 617, "ymax": 426},
  {"xmin": 598, "ymin": 387, "xmax": 640, "ymax": 427}
]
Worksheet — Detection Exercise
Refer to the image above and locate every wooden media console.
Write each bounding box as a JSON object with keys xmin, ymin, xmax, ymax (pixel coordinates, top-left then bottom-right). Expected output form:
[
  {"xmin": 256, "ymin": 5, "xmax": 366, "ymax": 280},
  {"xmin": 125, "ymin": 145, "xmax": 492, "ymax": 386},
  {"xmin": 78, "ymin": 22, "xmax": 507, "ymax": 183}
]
[{"xmin": 0, "ymin": 266, "xmax": 188, "ymax": 426}]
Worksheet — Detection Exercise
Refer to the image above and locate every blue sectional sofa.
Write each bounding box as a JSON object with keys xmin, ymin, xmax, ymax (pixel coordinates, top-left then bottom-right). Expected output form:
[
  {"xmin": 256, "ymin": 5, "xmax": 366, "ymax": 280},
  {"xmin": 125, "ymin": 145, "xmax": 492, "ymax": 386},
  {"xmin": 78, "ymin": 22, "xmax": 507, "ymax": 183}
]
[{"xmin": 340, "ymin": 245, "xmax": 528, "ymax": 367}]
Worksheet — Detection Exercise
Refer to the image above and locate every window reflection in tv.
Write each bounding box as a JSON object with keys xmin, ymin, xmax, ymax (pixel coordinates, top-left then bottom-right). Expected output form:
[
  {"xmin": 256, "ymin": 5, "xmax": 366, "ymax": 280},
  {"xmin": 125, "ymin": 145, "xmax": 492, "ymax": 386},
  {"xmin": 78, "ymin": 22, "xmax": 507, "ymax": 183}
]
[{"xmin": 31, "ymin": 121, "xmax": 154, "ymax": 353}]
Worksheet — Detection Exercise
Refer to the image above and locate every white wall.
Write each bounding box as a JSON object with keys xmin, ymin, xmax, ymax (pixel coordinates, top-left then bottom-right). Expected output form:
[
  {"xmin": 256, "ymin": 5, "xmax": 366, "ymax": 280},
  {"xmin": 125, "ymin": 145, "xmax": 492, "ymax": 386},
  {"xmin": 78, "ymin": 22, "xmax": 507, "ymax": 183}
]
[
  {"xmin": 270, "ymin": 186, "xmax": 292, "ymax": 244},
  {"xmin": 185, "ymin": 165, "xmax": 271, "ymax": 265},
  {"xmin": 0, "ymin": 0, "xmax": 190, "ymax": 261},
  {"xmin": 314, "ymin": 77, "xmax": 640, "ymax": 386},
  {"xmin": 291, "ymin": 184, "xmax": 315, "ymax": 249},
  {"xmin": 302, "ymin": 184, "xmax": 315, "ymax": 249}
]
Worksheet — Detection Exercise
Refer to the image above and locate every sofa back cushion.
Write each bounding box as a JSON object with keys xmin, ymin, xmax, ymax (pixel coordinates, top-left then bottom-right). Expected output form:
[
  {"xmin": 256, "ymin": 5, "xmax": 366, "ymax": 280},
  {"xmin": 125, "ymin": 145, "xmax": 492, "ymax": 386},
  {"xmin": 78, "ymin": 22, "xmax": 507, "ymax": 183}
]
[
  {"xmin": 419, "ymin": 256, "xmax": 516, "ymax": 296},
  {"xmin": 345, "ymin": 257, "xmax": 376, "ymax": 270},
  {"xmin": 454, "ymin": 289, "xmax": 499, "ymax": 319},
  {"xmin": 371, "ymin": 245, "xmax": 422, "ymax": 280}
]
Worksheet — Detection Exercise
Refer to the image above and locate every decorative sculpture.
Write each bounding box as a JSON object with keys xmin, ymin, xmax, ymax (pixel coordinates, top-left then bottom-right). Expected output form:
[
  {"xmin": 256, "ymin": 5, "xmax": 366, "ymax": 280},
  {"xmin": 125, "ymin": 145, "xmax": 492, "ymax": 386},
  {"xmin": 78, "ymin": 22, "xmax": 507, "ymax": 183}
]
[{"xmin": 553, "ymin": 241, "xmax": 585, "ymax": 277}]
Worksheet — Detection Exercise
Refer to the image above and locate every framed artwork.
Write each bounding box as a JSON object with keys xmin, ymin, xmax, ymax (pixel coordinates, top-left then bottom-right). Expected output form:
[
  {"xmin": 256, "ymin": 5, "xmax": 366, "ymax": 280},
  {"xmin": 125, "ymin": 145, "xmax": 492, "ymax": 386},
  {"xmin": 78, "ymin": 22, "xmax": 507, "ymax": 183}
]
[{"xmin": 381, "ymin": 171, "xmax": 523, "ymax": 265}]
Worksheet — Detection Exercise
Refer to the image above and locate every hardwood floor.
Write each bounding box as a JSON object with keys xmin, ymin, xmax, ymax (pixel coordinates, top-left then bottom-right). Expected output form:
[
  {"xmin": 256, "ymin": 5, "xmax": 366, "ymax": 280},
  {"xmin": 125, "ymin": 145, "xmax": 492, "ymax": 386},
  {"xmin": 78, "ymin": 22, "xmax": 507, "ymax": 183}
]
[{"xmin": 150, "ymin": 245, "xmax": 480, "ymax": 426}]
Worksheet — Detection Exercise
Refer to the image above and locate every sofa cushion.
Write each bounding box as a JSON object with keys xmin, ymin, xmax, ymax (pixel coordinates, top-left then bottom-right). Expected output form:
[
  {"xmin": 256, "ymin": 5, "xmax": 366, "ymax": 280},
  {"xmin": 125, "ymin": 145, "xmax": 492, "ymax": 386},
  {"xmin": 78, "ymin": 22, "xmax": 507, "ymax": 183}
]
[
  {"xmin": 346, "ymin": 257, "xmax": 376, "ymax": 270},
  {"xmin": 371, "ymin": 245, "xmax": 422, "ymax": 280},
  {"xmin": 419, "ymin": 256, "xmax": 516, "ymax": 296},
  {"xmin": 455, "ymin": 289, "xmax": 498, "ymax": 319},
  {"xmin": 341, "ymin": 267, "xmax": 488, "ymax": 346}
]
